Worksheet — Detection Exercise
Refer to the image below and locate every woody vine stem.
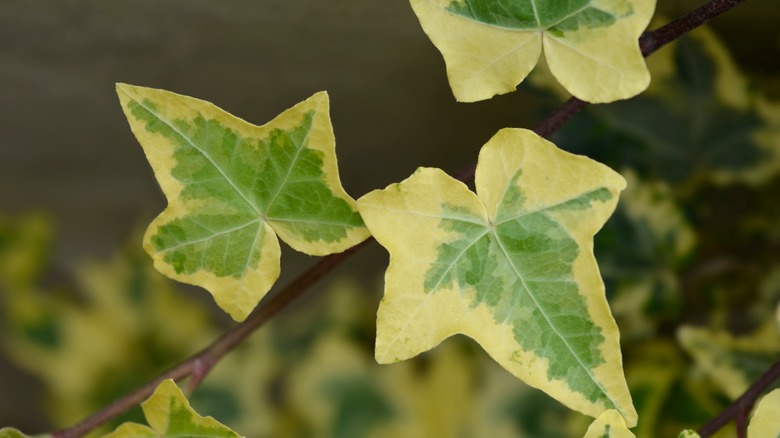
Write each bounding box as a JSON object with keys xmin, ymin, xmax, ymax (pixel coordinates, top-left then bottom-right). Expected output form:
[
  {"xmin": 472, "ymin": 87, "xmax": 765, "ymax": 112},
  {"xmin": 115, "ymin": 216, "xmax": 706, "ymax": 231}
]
[{"xmin": 52, "ymin": 0, "xmax": 755, "ymax": 436}]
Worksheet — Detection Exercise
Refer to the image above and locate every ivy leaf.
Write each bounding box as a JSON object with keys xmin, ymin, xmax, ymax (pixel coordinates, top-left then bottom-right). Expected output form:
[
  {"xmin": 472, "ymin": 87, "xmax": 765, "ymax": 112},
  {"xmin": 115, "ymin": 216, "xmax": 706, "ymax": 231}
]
[
  {"xmin": 677, "ymin": 430, "xmax": 701, "ymax": 438},
  {"xmin": 1, "ymin": 235, "xmax": 217, "ymax": 430},
  {"xmin": 357, "ymin": 128, "xmax": 635, "ymax": 425},
  {"xmin": 103, "ymin": 379, "xmax": 242, "ymax": 438},
  {"xmin": 117, "ymin": 84, "xmax": 369, "ymax": 321},
  {"xmin": 474, "ymin": 355, "xmax": 590, "ymax": 437},
  {"xmin": 748, "ymin": 389, "xmax": 780, "ymax": 438},
  {"xmin": 678, "ymin": 324, "xmax": 780, "ymax": 400},
  {"xmin": 409, "ymin": 0, "xmax": 655, "ymax": 102},
  {"xmin": 583, "ymin": 409, "xmax": 635, "ymax": 438},
  {"xmin": 599, "ymin": 171, "xmax": 694, "ymax": 341},
  {"xmin": 624, "ymin": 342, "xmax": 683, "ymax": 438},
  {"xmin": 0, "ymin": 429, "xmax": 47, "ymax": 438},
  {"xmin": 541, "ymin": 27, "xmax": 780, "ymax": 186}
]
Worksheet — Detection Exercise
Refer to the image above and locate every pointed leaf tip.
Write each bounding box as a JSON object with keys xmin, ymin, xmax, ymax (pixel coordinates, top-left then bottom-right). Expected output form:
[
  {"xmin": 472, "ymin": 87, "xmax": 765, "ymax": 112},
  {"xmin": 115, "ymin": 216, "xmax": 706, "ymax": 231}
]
[{"xmin": 117, "ymin": 84, "xmax": 369, "ymax": 321}]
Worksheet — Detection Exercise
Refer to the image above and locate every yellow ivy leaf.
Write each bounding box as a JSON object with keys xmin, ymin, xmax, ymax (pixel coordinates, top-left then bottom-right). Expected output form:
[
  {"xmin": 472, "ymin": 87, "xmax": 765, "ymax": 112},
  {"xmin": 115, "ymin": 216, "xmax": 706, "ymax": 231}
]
[
  {"xmin": 116, "ymin": 84, "xmax": 369, "ymax": 321},
  {"xmin": 583, "ymin": 409, "xmax": 635, "ymax": 438},
  {"xmin": 678, "ymin": 324, "xmax": 780, "ymax": 400},
  {"xmin": 748, "ymin": 389, "xmax": 780, "ymax": 438},
  {"xmin": 290, "ymin": 329, "xmax": 476, "ymax": 438},
  {"xmin": 0, "ymin": 429, "xmax": 48, "ymax": 438},
  {"xmin": 357, "ymin": 128, "xmax": 635, "ymax": 425},
  {"xmin": 409, "ymin": 0, "xmax": 655, "ymax": 102},
  {"xmin": 102, "ymin": 379, "xmax": 242, "ymax": 438},
  {"xmin": 531, "ymin": 24, "xmax": 780, "ymax": 186}
]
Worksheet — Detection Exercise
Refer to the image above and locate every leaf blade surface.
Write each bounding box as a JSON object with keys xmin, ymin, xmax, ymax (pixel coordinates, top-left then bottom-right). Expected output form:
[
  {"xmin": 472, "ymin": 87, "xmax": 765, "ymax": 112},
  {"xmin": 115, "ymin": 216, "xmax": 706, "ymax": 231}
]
[
  {"xmin": 117, "ymin": 84, "xmax": 368, "ymax": 321},
  {"xmin": 748, "ymin": 388, "xmax": 780, "ymax": 438},
  {"xmin": 409, "ymin": 0, "xmax": 655, "ymax": 102},
  {"xmin": 102, "ymin": 379, "xmax": 242, "ymax": 438},
  {"xmin": 357, "ymin": 128, "xmax": 635, "ymax": 424}
]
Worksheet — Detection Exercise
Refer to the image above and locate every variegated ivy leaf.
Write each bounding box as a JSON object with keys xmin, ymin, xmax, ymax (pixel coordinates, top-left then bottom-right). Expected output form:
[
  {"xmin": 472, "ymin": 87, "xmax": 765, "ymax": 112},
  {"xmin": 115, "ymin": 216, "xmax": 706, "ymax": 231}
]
[
  {"xmin": 748, "ymin": 389, "xmax": 780, "ymax": 438},
  {"xmin": 117, "ymin": 84, "xmax": 369, "ymax": 321},
  {"xmin": 357, "ymin": 128, "xmax": 636, "ymax": 425},
  {"xmin": 0, "ymin": 428, "xmax": 46, "ymax": 438},
  {"xmin": 584, "ymin": 409, "xmax": 635, "ymax": 438},
  {"xmin": 103, "ymin": 379, "xmax": 242, "ymax": 438},
  {"xmin": 409, "ymin": 0, "xmax": 655, "ymax": 103}
]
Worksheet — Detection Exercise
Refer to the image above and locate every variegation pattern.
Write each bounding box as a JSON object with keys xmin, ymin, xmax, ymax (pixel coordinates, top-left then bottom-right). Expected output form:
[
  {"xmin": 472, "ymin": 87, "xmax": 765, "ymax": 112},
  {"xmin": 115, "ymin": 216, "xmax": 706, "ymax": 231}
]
[
  {"xmin": 103, "ymin": 379, "xmax": 242, "ymax": 438},
  {"xmin": 409, "ymin": 0, "xmax": 655, "ymax": 102},
  {"xmin": 117, "ymin": 84, "xmax": 369, "ymax": 321},
  {"xmin": 678, "ymin": 324, "xmax": 780, "ymax": 400},
  {"xmin": 357, "ymin": 128, "xmax": 635, "ymax": 425}
]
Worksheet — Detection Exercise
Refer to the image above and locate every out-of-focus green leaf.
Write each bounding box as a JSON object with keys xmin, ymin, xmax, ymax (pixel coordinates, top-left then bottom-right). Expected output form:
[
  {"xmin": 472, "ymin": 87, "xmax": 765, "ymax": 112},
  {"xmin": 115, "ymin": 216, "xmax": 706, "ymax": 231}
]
[
  {"xmin": 748, "ymin": 388, "xmax": 780, "ymax": 438},
  {"xmin": 188, "ymin": 328, "xmax": 279, "ymax": 436},
  {"xmin": 534, "ymin": 25, "xmax": 780, "ymax": 187},
  {"xmin": 678, "ymin": 324, "xmax": 780, "ymax": 400},
  {"xmin": 625, "ymin": 341, "xmax": 684, "ymax": 438},
  {"xmin": 1, "ymin": 233, "xmax": 216, "ymax": 430},
  {"xmin": 473, "ymin": 358, "xmax": 590, "ymax": 438},
  {"xmin": 102, "ymin": 379, "xmax": 242, "ymax": 438},
  {"xmin": 600, "ymin": 171, "xmax": 694, "ymax": 340},
  {"xmin": 677, "ymin": 430, "xmax": 701, "ymax": 438},
  {"xmin": 0, "ymin": 213, "xmax": 52, "ymax": 291},
  {"xmin": 753, "ymin": 267, "xmax": 780, "ymax": 327},
  {"xmin": 290, "ymin": 334, "xmax": 399, "ymax": 438},
  {"xmin": 0, "ymin": 214, "xmax": 62, "ymax": 356}
]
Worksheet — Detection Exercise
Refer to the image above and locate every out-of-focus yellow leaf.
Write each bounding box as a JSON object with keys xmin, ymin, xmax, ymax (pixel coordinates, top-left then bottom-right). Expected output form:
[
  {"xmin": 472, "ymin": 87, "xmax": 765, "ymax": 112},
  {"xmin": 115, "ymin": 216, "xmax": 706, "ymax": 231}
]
[
  {"xmin": 532, "ymin": 24, "xmax": 780, "ymax": 186},
  {"xmin": 604, "ymin": 171, "xmax": 694, "ymax": 340},
  {"xmin": 1, "ymin": 236, "xmax": 216, "ymax": 430},
  {"xmin": 290, "ymin": 330, "xmax": 476, "ymax": 438},
  {"xmin": 678, "ymin": 324, "xmax": 780, "ymax": 400},
  {"xmin": 473, "ymin": 356, "xmax": 590, "ymax": 437},
  {"xmin": 188, "ymin": 328, "xmax": 279, "ymax": 436},
  {"xmin": 0, "ymin": 213, "xmax": 52, "ymax": 291}
]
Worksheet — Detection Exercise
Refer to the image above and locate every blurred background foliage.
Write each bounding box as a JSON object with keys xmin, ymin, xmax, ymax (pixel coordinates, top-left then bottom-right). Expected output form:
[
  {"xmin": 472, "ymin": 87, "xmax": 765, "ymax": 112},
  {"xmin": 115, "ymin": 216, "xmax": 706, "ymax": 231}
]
[{"xmin": 1, "ymin": 1, "xmax": 780, "ymax": 437}]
